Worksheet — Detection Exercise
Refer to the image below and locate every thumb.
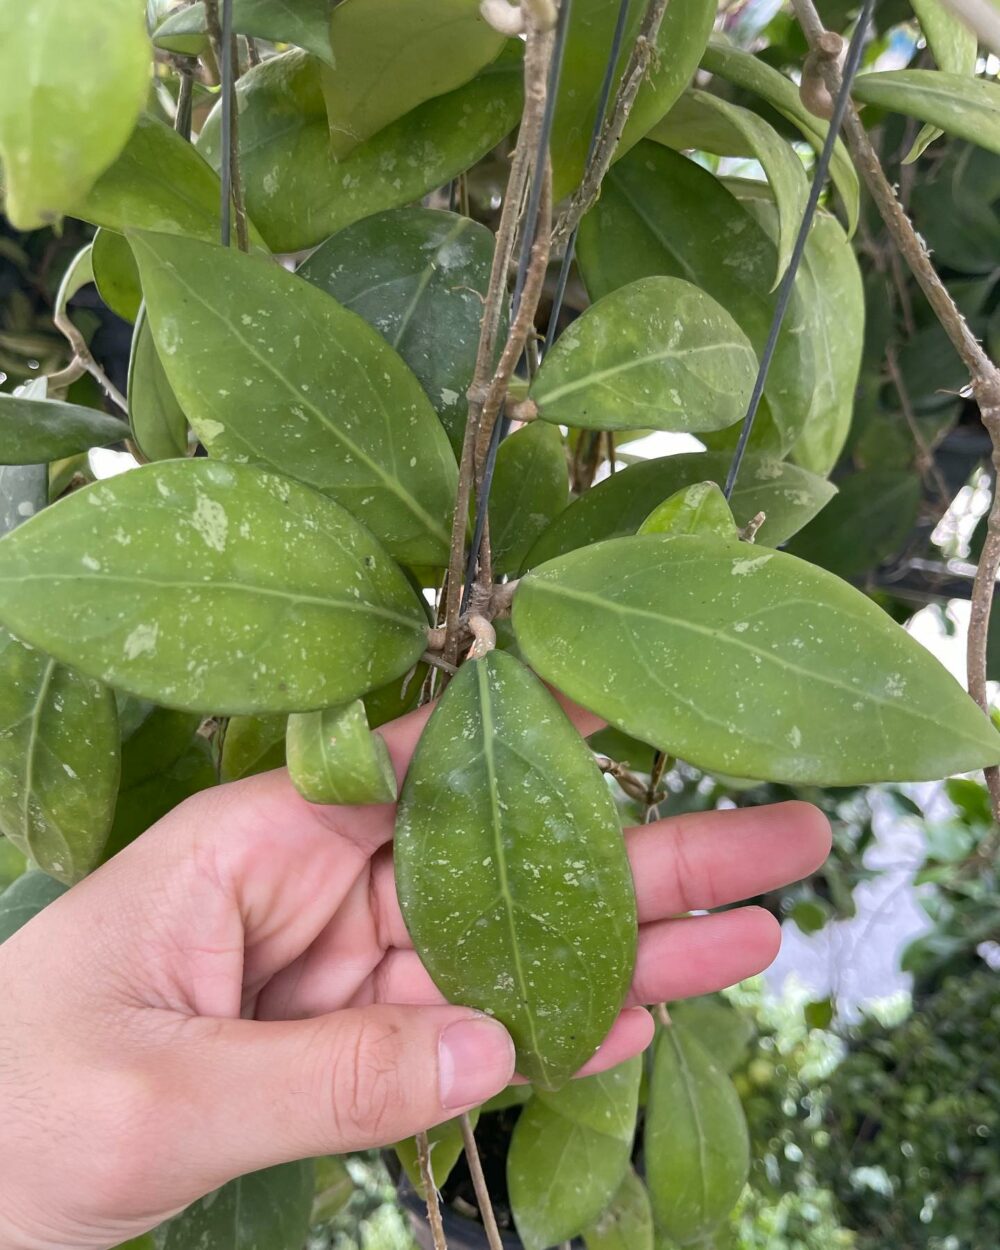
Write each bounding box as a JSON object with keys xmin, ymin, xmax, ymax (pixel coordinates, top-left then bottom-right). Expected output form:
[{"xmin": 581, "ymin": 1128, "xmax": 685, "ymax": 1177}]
[{"xmin": 163, "ymin": 1004, "xmax": 515, "ymax": 1184}]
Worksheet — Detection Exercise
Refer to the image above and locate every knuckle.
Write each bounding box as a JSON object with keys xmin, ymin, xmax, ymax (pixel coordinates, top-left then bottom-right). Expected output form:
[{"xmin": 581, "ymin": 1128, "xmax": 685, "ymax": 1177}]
[{"xmin": 326, "ymin": 1017, "xmax": 406, "ymax": 1147}]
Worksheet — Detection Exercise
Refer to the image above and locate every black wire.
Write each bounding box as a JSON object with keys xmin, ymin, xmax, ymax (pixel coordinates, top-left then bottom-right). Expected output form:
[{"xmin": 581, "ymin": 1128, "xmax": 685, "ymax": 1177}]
[
  {"xmin": 724, "ymin": 0, "xmax": 877, "ymax": 499},
  {"xmin": 545, "ymin": 0, "xmax": 631, "ymax": 353},
  {"xmin": 219, "ymin": 0, "xmax": 235, "ymax": 248}
]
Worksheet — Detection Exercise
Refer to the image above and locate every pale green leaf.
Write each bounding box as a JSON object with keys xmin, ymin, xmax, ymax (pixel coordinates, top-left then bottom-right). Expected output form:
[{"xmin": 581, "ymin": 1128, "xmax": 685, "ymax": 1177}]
[
  {"xmin": 160, "ymin": 1162, "xmax": 314, "ymax": 1250},
  {"xmin": 395, "ymin": 650, "xmax": 637, "ymax": 1089},
  {"xmin": 287, "ymin": 700, "xmax": 397, "ymax": 805},
  {"xmin": 0, "ymin": 460, "xmax": 428, "ymax": 715},
  {"xmin": 638, "ymin": 482, "xmax": 737, "ymax": 539},
  {"xmin": 0, "ymin": 869, "xmax": 68, "ymax": 944},
  {"xmin": 54, "ymin": 244, "xmax": 94, "ymax": 319},
  {"xmin": 393, "ymin": 1111, "xmax": 479, "ymax": 1198},
  {"xmin": 221, "ymin": 714, "xmax": 287, "ymax": 781},
  {"xmin": 0, "ymin": 0, "xmax": 150, "ymax": 228},
  {"xmin": 489, "ymin": 422, "xmax": 569, "ymax": 575},
  {"xmin": 93, "ymin": 229, "xmax": 142, "ymax": 323},
  {"xmin": 154, "ymin": 0, "xmax": 335, "ymax": 65},
  {"xmin": 583, "ymin": 1168, "xmax": 654, "ymax": 1250},
  {"xmin": 311, "ymin": 1157, "xmax": 355, "ymax": 1224},
  {"xmin": 127, "ymin": 310, "xmax": 189, "ymax": 462},
  {"xmin": 906, "ymin": 0, "xmax": 979, "ymax": 160},
  {"xmin": 853, "ymin": 70, "xmax": 1000, "ymax": 157},
  {"xmin": 512, "ymin": 533, "xmax": 1000, "ymax": 784},
  {"xmin": 129, "ymin": 229, "xmax": 457, "ymax": 566},
  {"xmin": 668, "ymin": 997, "xmax": 754, "ymax": 1073},
  {"xmin": 0, "ymin": 394, "xmax": 127, "ymax": 464}
]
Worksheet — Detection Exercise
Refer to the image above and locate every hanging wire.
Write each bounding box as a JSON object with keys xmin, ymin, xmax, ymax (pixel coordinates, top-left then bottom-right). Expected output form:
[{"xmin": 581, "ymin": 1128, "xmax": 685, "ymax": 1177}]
[
  {"xmin": 545, "ymin": 0, "xmax": 631, "ymax": 352},
  {"xmin": 723, "ymin": 0, "xmax": 876, "ymax": 499},
  {"xmin": 219, "ymin": 0, "xmax": 235, "ymax": 247}
]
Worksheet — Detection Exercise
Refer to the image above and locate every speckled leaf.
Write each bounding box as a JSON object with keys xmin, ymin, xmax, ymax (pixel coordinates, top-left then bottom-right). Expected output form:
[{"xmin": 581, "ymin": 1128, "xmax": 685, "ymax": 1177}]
[
  {"xmin": 512, "ymin": 533, "xmax": 1000, "ymax": 785},
  {"xmin": 160, "ymin": 1162, "xmax": 314, "ymax": 1250},
  {"xmin": 0, "ymin": 869, "xmax": 68, "ymax": 944},
  {"xmin": 154, "ymin": 0, "xmax": 335, "ymax": 65},
  {"xmin": 854, "ymin": 70, "xmax": 1000, "ymax": 156},
  {"xmin": 198, "ymin": 49, "xmax": 522, "ymax": 253},
  {"xmin": 0, "ymin": 0, "xmax": 149, "ymax": 229},
  {"xmin": 221, "ymin": 714, "xmax": 287, "ymax": 781},
  {"xmin": 298, "ymin": 208, "xmax": 497, "ymax": 452},
  {"xmin": 395, "ymin": 650, "xmax": 637, "ymax": 1089},
  {"xmin": 637, "ymin": 482, "xmax": 737, "ymax": 539},
  {"xmin": 508, "ymin": 1059, "xmax": 641, "ymax": 1250},
  {"xmin": 646, "ymin": 1023, "xmax": 749, "ymax": 1245},
  {"xmin": 583, "ymin": 1168, "xmax": 654, "ymax": 1250},
  {"xmin": 532, "ymin": 277, "xmax": 756, "ymax": 434},
  {"xmin": 287, "ymin": 700, "xmax": 397, "ymax": 805},
  {"xmin": 700, "ymin": 41, "xmax": 859, "ymax": 234},
  {"xmin": 92, "ymin": 229, "xmax": 141, "ymax": 323},
  {"xmin": 0, "ymin": 626, "xmax": 119, "ymax": 883},
  {"xmin": 577, "ymin": 144, "xmax": 813, "ymax": 455},
  {"xmin": 0, "ymin": 464, "xmax": 47, "ymax": 537},
  {"xmin": 394, "ymin": 1110, "xmax": 479, "ymax": 1198},
  {"xmin": 129, "ymin": 229, "xmax": 457, "ymax": 565},
  {"xmin": 0, "ymin": 460, "xmax": 428, "ymax": 715},
  {"xmin": 127, "ymin": 310, "xmax": 189, "ymax": 462},
  {"xmin": 0, "ymin": 394, "xmax": 127, "ymax": 465},
  {"xmin": 490, "ymin": 422, "xmax": 569, "ymax": 575},
  {"xmin": 523, "ymin": 452, "xmax": 835, "ymax": 569},
  {"xmin": 551, "ymin": 0, "xmax": 716, "ymax": 201},
  {"xmin": 320, "ymin": 0, "xmax": 504, "ymax": 157}
]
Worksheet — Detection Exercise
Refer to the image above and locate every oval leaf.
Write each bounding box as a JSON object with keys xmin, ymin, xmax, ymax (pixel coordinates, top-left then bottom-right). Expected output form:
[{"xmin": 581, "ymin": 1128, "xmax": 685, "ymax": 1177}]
[
  {"xmin": 0, "ymin": 460, "xmax": 428, "ymax": 715},
  {"xmin": 395, "ymin": 650, "xmax": 637, "ymax": 1088},
  {"xmin": 155, "ymin": 0, "xmax": 335, "ymax": 65},
  {"xmin": 646, "ymin": 1023, "xmax": 749, "ymax": 1245},
  {"xmin": 906, "ymin": 0, "xmax": 978, "ymax": 160},
  {"xmin": 92, "ymin": 229, "xmax": 142, "ymax": 323},
  {"xmin": 489, "ymin": 421, "xmax": 570, "ymax": 575},
  {"xmin": 583, "ymin": 1168, "xmax": 654, "ymax": 1250},
  {"xmin": 161, "ymin": 1162, "xmax": 314, "ymax": 1250},
  {"xmin": 853, "ymin": 70, "xmax": 1000, "ymax": 157},
  {"xmin": 0, "ymin": 394, "xmax": 127, "ymax": 464},
  {"xmin": 0, "ymin": 869, "xmax": 68, "ymax": 944},
  {"xmin": 129, "ymin": 229, "xmax": 458, "ymax": 566},
  {"xmin": 638, "ymin": 482, "xmax": 737, "ymax": 539},
  {"xmin": 532, "ymin": 277, "xmax": 757, "ymax": 435},
  {"xmin": 287, "ymin": 701, "xmax": 397, "ymax": 805},
  {"xmin": 512, "ymin": 533, "xmax": 1000, "ymax": 784},
  {"xmin": 0, "ymin": 627, "xmax": 120, "ymax": 883},
  {"xmin": 127, "ymin": 309, "xmax": 189, "ymax": 462}
]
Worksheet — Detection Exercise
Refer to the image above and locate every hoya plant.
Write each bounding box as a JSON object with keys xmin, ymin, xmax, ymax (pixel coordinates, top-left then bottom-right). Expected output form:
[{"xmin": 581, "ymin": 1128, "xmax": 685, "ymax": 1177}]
[{"xmin": 1, "ymin": 0, "xmax": 999, "ymax": 1247}]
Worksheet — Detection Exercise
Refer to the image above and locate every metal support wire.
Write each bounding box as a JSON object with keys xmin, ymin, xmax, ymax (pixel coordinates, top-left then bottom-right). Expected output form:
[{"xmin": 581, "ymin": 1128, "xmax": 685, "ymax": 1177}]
[
  {"xmin": 545, "ymin": 0, "xmax": 631, "ymax": 353},
  {"xmin": 723, "ymin": 0, "xmax": 877, "ymax": 499},
  {"xmin": 219, "ymin": 0, "xmax": 235, "ymax": 247}
]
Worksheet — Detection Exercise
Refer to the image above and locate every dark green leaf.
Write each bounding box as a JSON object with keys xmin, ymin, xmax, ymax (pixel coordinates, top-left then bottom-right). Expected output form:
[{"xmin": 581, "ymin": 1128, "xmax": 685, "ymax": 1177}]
[
  {"xmin": 221, "ymin": 714, "xmax": 287, "ymax": 781},
  {"xmin": 0, "ymin": 837, "xmax": 26, "ymax": 889},
  {"xmin": 638, "ymin": 482, "xmax": 737, "ymax": 539},
  {"xmin": 127, "ymin": 310, "xmax": 189, "ymax": 462},
  {"xmin": 161, "ymin": 1162, "xmax": 314, "ymax": 1250},
  {"xmin": 287, "ymin": 701, "xmax": 397, "ymax": 805},
  {"xmin": 583, "ymin": 1168, "xmax": 654, "ymax": 1250},
  {"xmin": 512, "ymin": 533, "xmax": 1000, "ymax": 784},
  {"xmin": 0, "ymin": 869, "xmax": 68, "ymax": 944},
  {"xmin": 853, "ymin": 71, "xmax": 1000, "ymax": 157},
  {"xmin": 129, "ymin": 230, "xmax": 457, "ymax": 565},
  {"xmin": 0, "ymin": 460, "xmax": 428, "ymax": 715},
  {"xmin": 0, "ymin": 394, "xmax": 127, "ymax": 464},
  {"xmin": 154, "ymin": 0, "xmax": 335, "ymax": 65},
  {"xmin": 395, "ymin": 650, "xmax": 637, "ymax": 1088},
  {"xmin": 490, "ymin": 422, "xmax": 569, "ymax": 575},
  {"xmin": 92, "ymin": 229, "xmax": 142, "ymax": 323},
  {"xmin": 803, "ymin": 997, "xmax": 835, "ymax": 1029}
]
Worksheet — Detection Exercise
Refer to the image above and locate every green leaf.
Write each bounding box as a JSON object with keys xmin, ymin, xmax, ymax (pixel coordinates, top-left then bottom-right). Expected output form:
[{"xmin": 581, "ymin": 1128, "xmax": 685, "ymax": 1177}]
[
  {"xmin": 785, "ymin": 468, "xmax": 922, "ymax": 578},
  {"xmin": 310, "ymin": 1156, "xmax": 355, "ymax": 1224},
  {"xmin": 287, "ymin": 701, "xmax": 397, "ymax": 805},
  {"xmin": 668, "ymin": 997, "xmax": 754, "ymax": 1073},
  {"xmin": 92, "ymin": 229, "xmax": 142, "ymax": 323},
  {"xmin": 577, "ymin": 144, "xmax": 813, "ymax": 455},
  {"xmin": 129, "ymin": 229, "xmax": 457, "ymax": 566},
  {"xmin": 906, "ymin": 0, "xmax": 979, "ymax": 160},
  {"xmin": 161, "ymin": 1162, "xmax": 314, "ymax": 1250},
  {"xmin": 0, "ymin": 460, "xmax": 428, "ymax": 715},
  {"xmin": 637, "ymin": 482, "xmax": 737, "ymax": 539},
  {"xmin": 0, "ymin": 869, "xmax": 68, "ymax": 943},
  {"xmin": 0, "ymin": 837, "xmax": 26, "ymax": 890},
  {"xmin": 154, "ymin": 0, "xmax": 335, "ymax": 66},
  {"xmin": 700, "ymin": 40, "xmax": 859, "ymax": 235},
  {"xmin": 55, "ymin": 244, "xmax": 95, "ymax": 319},
  {"xmin": 127, "ymin": 310, "xmax": 189, "ymax": 462},
  {"xmin": 645, "ymin": 1023, "xmax": 749, "ymax": 1245},
  {"xmin": 583, "ymin": 1168, "xmax": 654, "ymax": 1250},
  {"xmin": 523, "ymin": 452, "xmax": 835, "ymax": 568},
  {"xmin": 508, "ymin": 1059, "xmax": 641, "ymax": 1250},
  {"xmin": 198, "ymin": 49, "xmax": 522, "ymax": 253},
  {"xmin": 0, "ymin": 627, "xmax": 119, "ymax": 883},
  {"xmin": 321, "ymin": 0, "xmax": 504, "ymax": 157},
  {"xmin": 512, "ymin": 532, "xmax": 1000, "ymax": 784},
  {"xmin": 298, "ymin": 207, "xmax": 497, "ymax": 452},
  {"xmin": 0, "ymin": 464, "xmax": 47, "ymax": 538},
  {"xmin": 551, "ymin": 0, "xmax": 716, "ymax": 201},
  {"xmin": 853, "ymin": 71, "xmax": 1000, "ymax": 157},
  {"xmin": 394, "ymin": 1111, "xmax": 479, "ymax": 1198},
  {"xmin": 531, "ymin": 277, "xmax": 757, "ymax": 435},
  {"xmin": 0, "ymin": 394, "xmax": 127, "ymax": 464},
  {"xmin": 395, "ymin": 650, "xmax": 637, "ymax": 1089},
  {"xmin": 0, "ymin": 0, "xmax": 149, "ymax": 229},
  {"xmin": 221, "ymin": 714, "xmax": 287, "ymax": 781},
  {"xmin": 489, "ymin": 422, "xmax": 569, "ymax": 575}
]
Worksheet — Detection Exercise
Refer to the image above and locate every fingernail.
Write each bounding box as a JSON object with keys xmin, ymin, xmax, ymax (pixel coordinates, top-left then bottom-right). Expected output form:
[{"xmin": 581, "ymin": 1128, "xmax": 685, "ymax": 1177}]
[{"xmin": 439, "ymin": 1015, "xmax": 515, "ymax": 1109}]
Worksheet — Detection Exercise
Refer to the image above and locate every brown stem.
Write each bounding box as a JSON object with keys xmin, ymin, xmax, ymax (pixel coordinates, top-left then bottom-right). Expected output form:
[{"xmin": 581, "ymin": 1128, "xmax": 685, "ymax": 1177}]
[
  {"xmin": 459, "ymin": 1115, "xmax": 505, "ymax": 1250},
  {"xmin": 885, "ymin": 345, "xmax": 952, "ymax": 509},
  {"xmin": 415, "ymin": 1130, "xmax": 449, "ymax": 1250},
  {"xmin": 53, "ymin": 308, "xmax": 128, "ymax": 414}
]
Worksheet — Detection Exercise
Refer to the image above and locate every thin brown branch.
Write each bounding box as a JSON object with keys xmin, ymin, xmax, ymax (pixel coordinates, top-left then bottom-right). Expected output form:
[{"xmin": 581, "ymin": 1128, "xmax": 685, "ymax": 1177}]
[
  {"xmin": 415, "ymin": 1130, "xmax": 449, "ymax": 1250},
  {"xmin": 552, "ymin": 0, "xmax": 670, "ymax": 248},
  {"xmin": 53, "ymin": 308, "xmax": 128, "ymax": 415},
  {"xmin": 885, "ymin": 345, "xmax": 952, "ymax": 509},
  {"xmin": 459, "ymin": 1114, "xmax": 505, "ymax": 1250}
]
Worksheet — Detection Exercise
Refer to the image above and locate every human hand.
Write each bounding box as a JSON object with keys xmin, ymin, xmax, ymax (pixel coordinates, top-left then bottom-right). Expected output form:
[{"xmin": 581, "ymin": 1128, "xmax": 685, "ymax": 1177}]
[{"xmin": 0, "ymin": 698, "xmax": 830, "ymax": 1250}]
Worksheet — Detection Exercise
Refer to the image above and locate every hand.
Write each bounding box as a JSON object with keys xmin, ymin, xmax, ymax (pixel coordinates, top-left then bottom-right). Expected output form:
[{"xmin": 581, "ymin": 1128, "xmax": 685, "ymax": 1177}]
[{"xmin": 0, "ymin": 697, "xmax": 830, "ymax": 1250}]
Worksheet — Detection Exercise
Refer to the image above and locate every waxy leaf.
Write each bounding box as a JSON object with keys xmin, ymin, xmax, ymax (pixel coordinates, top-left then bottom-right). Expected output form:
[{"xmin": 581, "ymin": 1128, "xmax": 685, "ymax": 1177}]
[
  {"xmin": 906, "ymin": 0, "xmax": 978, "ymax": 160},
  {"xmin": 154, "ymin": 0, "xmax": 335, "ymax": 65},
  {"xmin": 583, "ymin": 1168, "xmax": 654, "ymax": 1250},
  {"xmin": 669, "ymin": 997, "xmax": 754, "ymax": 1074},
  {"xmin": 395, "ymin": 650, "xmax": 637, "ymax": 1088},
  {"xmin": 512, "ymin": 533, "xmax": 1000, "ymax": 784},
  {"xmin": 0, "ymin": 460, "xmax": 428, "ymax": 715},
  {"xmin": 0, "ymin": 394, "xmax": 127, "ymax": 465},
  {"xmin": 298, "ymin": 208, "xmax": 496, "ymax": 451},
  {"xmin": 129, "ymin": 230, "xmax": 458, "ymax": 566},
  {"xmin": 127, "ymin": 310, "xmax": 189, "ymax": 462},
  {"xmin": 853, "ymin": 71, "xmax": 1000, "ymax": 157},
  {"xmin": 161, "ymin": 1162, "xmax": 314, "ymax": 1250},
  {"xmin": 0, "ymin": 0, "xmax": 149, "ymax": 228},
  {"xmin": 92, "ymin": 229, "xmax": 141, "ymax": 323},
  {"xmin": 508, "ymin": 1059, "xmax": 641, "ymax": 1250},
  {"xmin": 638, "ymin": 482, "xmax": 737, "ymax": 539},
  {"xmin": 646, "ymin": 1023, "xmax": 749, "ymax": 1245},
  {"xmin": 0, "ymin": 465, "xmax": 47, "ymax": 538},
  {"xmin": 523, "ymin": 452, "xmax": 835, "ymax": 568},
  {"xmin": 577, "ymin": 144, "xmax": 813, "ymax": 455},
  {"xmin": 198, "ymin": 50, "xmax": 522, "ymax": 253},
  {"xmin": 287, "ymin": 701, "xmax": 397, "ymax": 805},
  {"xmin": 222, "ymin": 714, "xmax": 287, "ymax": 782},
  {"xmin": 321, "ymin": 0, "xmax": 504, "ymax": 157},
  {"xmin": 490, "ymin": 422, "xmax": 570, "ymax": 575},
  {"xmin": 394, "ymin": 1111, "xmax": 479, "ymax": 1198},
  {"xmin": 0, "ymin": 869, "xmax": 68, "ymax": 944},
  {"xmin": 0, "ymin": 627, "xmax": 119, "ymax": 884},
  {"xmin": 532, "ymin": 277, "xmax": 756, "ymax": 435},
  {"xmin": 311, "ymin": 1156, "xmax": 355, "ymax": 1223}
]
